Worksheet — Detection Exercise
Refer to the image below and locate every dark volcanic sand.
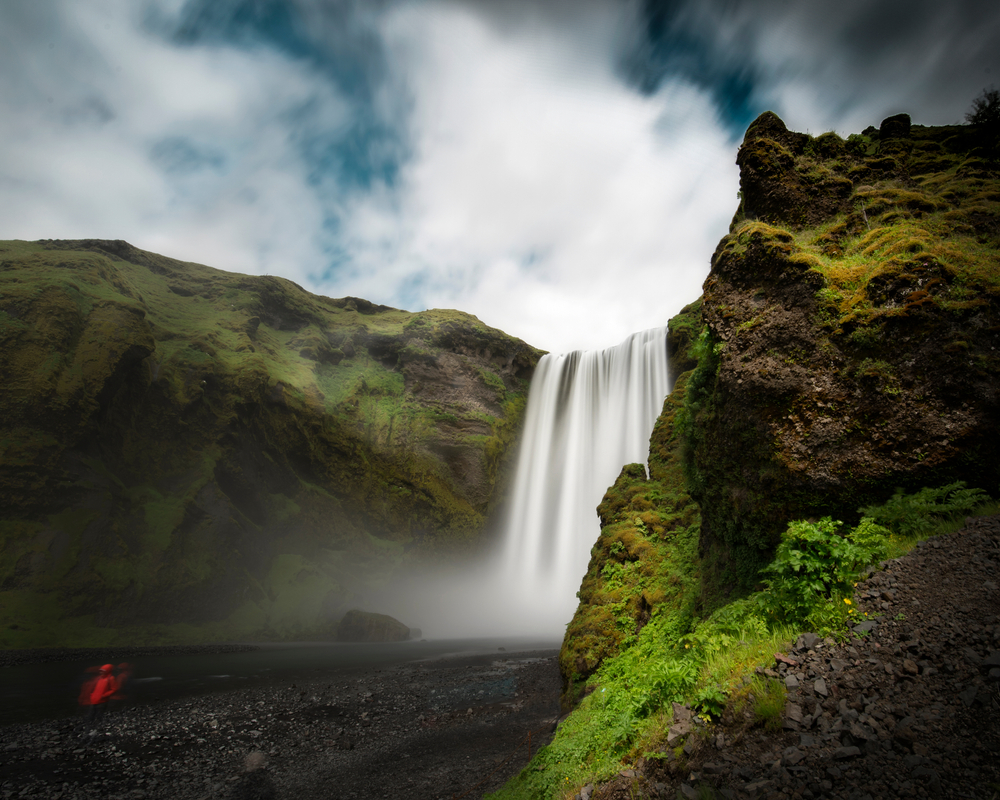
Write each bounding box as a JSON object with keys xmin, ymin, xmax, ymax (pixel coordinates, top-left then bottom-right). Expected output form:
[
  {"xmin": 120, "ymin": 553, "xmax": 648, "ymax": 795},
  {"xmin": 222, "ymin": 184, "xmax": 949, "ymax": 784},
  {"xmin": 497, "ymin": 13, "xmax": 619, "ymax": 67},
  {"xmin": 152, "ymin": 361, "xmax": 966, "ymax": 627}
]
[{"xmin": 0, "ymin": 648, "xmax": 561, "ymax": 800}]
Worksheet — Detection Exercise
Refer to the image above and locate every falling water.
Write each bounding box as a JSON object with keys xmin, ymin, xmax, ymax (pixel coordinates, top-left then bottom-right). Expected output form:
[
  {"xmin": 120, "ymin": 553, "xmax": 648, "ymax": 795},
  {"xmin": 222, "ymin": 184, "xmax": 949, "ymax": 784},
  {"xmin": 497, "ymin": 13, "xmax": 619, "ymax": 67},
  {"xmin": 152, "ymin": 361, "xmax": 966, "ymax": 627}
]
[
  {"xmin": 376, "ymin": 328, "xmax": 670, "ymax": 638},
  {"xmin": 500, "ymin": 327, "xmax": 670, "ymax": 630}
]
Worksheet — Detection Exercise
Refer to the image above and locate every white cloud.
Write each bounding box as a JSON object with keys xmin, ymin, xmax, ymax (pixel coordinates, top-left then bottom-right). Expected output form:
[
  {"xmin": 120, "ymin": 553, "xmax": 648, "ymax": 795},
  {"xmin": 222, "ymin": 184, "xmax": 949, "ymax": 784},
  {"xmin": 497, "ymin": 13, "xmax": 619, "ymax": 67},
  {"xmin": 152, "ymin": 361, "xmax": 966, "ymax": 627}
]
[
  {"xmin": 335, "ymin": 2, "xmax": 737, "ymax": 352},
  {"xmin": 0, "ymin": 0, "xmax": 341, "ymax": 281}
]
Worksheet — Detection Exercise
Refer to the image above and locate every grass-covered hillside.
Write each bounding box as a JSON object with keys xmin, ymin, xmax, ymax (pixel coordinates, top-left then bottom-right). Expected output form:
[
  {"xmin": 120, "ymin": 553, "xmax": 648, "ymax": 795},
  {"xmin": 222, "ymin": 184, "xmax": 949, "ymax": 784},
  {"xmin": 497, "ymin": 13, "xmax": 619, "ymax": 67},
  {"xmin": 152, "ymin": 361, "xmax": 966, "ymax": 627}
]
[
  {"xmin": 491, "ymin": 110, "xmax": 1000, "ymax": 799},
  {"xmin": 0, "ymin": 239, "xmax": 543, "ymax": 648}
]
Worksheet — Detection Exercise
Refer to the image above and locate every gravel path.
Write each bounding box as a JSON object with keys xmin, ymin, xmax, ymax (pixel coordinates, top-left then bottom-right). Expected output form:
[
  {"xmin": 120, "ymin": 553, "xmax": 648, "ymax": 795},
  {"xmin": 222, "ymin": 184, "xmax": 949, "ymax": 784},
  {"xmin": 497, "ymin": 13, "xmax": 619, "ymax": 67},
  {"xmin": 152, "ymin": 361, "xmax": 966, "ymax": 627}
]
[
  {"xmin": 0, "ymin": 649, "xmax": 561, "ymax": 800},
  {"xmin": 584, "ymin": 514, "xmax": 1000, "ymax": 800}
]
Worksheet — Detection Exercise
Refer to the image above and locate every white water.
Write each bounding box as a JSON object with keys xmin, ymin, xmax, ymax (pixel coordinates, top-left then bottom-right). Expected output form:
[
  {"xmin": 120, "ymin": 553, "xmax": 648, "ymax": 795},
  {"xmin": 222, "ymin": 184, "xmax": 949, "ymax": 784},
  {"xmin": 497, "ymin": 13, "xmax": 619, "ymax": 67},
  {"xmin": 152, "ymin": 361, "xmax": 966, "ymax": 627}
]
[
  {"xmin": 498, "ymin": 327, "xmax": 671, "ymax": 629},
  {"xmin": 377, "ymin": 328, "xmax": 670, "ymax": 637}
]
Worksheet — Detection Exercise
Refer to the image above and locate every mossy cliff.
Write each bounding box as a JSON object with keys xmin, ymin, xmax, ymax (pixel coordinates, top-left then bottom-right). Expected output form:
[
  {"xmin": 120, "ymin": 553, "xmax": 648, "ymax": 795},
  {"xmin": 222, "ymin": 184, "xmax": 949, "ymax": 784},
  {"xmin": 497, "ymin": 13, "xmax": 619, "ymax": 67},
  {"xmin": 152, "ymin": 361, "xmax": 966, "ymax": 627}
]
[
  {"xmin": 693, "ymin": 111, "xmax": 1000, "ymax": 589},
  {"xmin": 0, "ymin": 239, "xmax": 543, "ymax": 647},
  {"xmin": 558, "ymin": 111, "xmax": 1000, "ymax": 702}
]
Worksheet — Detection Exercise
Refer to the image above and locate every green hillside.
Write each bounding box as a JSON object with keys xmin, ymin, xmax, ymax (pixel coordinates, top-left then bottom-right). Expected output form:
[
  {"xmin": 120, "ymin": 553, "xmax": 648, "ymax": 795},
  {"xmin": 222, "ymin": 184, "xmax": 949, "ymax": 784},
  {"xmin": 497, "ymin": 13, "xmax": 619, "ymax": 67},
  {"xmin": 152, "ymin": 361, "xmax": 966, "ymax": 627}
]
[{"xmin": 0, "ymin": 239, "xmax": 542, "ymax": 647}]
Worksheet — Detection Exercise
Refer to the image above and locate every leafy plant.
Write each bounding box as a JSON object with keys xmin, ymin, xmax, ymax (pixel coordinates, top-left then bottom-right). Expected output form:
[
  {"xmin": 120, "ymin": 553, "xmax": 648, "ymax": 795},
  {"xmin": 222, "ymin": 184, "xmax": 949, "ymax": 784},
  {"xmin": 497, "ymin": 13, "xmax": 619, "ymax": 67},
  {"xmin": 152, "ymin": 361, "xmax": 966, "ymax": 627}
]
[
  {"xmin": 759, "ymin": 517, "xmax": 864, "ymax": 624},
  {"xmin": 693, "ymin": 684, "xmax": 727, "ymax": 720},
  {"xmin": 849, "ymin": 517, "xmax": 893, "ymax": 563},
  {"xmin": 859, "ymin": 482, "xmax": 991, "ymax": 539},
  {"xmin": 631, "ymin": 658, "xmax": 699, "ymax": 717}
]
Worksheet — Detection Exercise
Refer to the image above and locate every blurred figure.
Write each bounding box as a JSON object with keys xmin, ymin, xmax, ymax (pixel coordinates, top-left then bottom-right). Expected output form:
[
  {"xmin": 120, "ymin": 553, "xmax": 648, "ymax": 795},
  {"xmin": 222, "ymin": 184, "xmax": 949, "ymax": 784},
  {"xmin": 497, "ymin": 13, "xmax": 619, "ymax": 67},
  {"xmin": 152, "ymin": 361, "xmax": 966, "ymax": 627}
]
[
  {"xmin": 78, "ymin": 663, "xmax": 116, "ymax": 736},
  {"xmin": 228, "ymin": 750, "xmax": 278, "ymax": 799}
]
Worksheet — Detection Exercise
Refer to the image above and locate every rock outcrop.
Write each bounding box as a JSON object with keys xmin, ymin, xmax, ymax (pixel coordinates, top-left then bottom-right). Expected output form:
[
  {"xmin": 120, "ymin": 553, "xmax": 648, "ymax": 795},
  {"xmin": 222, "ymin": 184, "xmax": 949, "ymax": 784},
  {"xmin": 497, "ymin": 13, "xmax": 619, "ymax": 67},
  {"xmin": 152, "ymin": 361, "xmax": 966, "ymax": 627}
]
[
  {"xmin": 559, "ymin": 110, "xmax": 1000, "ymax": 699},
  {"xmin": 0, "ymin": 239, "xmax": 543, "ymax": 646},
  {"xmin": 335, "ymin": 609, "xmax": 412, "ymax": 642},
  {"xmin": 693, "ymin": 113, "xmax": 1000, "ymax": 587}
]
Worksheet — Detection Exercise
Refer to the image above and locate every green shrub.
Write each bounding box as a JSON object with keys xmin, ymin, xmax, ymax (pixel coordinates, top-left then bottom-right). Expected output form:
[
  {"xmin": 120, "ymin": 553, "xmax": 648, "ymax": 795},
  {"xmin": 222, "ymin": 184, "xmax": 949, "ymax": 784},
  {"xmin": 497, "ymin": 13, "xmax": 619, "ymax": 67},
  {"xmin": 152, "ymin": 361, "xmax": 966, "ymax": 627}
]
[
  {"xmin": 849, "ymin": 517, "xmax": 892, "ymax": 562},
  {"xmin": 859, "ymin": 481, "xmax": 991, "ymax": 539},
  {"xmin": 759, "ymin": 517, "xmax": 864, "ymax": 624}
]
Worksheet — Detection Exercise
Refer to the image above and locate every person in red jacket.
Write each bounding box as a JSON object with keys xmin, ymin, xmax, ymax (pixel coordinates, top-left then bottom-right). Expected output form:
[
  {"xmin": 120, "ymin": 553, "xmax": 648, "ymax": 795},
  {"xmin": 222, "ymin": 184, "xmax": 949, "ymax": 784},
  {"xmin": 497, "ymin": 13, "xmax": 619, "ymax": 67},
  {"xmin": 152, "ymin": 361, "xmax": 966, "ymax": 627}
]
[{"xmin": 82, "ymin": 664, "xmax": 117, "ymax": 734}]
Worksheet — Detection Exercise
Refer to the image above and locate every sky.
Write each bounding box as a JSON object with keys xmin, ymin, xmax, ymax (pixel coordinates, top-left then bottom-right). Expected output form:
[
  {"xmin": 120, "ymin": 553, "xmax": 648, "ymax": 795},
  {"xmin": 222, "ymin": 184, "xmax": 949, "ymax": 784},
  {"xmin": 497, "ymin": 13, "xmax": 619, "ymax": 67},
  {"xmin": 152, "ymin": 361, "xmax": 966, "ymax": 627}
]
[{"xmin": 1, "ymin": 1, "xmax": 997, "ymax": 354}]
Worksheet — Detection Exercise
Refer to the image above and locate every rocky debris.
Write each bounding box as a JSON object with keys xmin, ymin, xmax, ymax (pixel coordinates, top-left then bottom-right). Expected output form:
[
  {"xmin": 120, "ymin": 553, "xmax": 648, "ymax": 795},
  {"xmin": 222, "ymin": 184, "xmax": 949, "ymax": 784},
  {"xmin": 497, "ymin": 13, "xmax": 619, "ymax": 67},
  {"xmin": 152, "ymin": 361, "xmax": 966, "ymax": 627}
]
[
  {"xmin": 580, "ymin": 515, "xmax": 1000, "ymax": 800},
  {"xmin": 0, "ymin": 650, "xmax": 560, "ymax": 800}
]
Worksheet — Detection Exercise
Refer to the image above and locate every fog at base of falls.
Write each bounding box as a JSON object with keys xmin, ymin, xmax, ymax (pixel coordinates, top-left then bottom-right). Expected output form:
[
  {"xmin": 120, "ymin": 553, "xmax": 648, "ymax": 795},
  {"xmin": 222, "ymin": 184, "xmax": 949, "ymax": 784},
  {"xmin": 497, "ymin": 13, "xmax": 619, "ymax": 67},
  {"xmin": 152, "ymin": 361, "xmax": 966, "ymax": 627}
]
[{"xmin": 372, "ymin": 328, "xmax": 671, "ymax": 640}]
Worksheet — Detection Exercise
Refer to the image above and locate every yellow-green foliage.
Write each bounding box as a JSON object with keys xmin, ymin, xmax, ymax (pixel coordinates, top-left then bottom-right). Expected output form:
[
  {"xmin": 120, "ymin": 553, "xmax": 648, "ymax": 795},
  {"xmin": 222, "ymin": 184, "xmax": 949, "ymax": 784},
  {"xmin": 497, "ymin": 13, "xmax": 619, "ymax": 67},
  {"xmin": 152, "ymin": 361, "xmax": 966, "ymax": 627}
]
[{"xmin": 796, "ymin": 139, "xmax": 1000, "ymax": 331}]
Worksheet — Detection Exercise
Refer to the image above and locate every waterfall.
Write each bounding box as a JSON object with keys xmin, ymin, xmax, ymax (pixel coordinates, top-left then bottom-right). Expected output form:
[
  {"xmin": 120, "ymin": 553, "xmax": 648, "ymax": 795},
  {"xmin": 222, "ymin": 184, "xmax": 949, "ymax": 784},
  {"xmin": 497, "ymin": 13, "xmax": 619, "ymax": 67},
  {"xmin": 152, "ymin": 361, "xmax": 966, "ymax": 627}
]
[
  {"xmin": 500, "ymin": 327, "xmax": 670, "ymax": 630},
  {"xmin": 376, "ymin": 327, "xmax": 670, "ymax": 639}
]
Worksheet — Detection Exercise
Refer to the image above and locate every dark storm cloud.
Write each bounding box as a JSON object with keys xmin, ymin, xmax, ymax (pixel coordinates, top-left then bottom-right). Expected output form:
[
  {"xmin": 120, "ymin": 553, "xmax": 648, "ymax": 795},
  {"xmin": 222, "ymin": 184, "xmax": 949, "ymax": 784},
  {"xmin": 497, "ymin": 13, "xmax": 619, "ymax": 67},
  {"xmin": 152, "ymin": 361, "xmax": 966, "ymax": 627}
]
[{"xmin": 629, "ymin": 0, "xmax": 1000, "ymax": 130}]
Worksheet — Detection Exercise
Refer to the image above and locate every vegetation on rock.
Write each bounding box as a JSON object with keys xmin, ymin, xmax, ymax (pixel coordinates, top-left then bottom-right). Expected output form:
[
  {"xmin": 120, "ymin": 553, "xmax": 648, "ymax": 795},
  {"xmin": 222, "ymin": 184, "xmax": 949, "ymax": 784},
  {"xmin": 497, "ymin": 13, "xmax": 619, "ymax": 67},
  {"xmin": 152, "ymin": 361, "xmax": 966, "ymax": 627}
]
[
  {"xmin": 0, "ymin": 239, "xmax": 543, "ymax": 647},
  {"xmin": 506, "ymin": 107, "xmax": 1000, "ymax": 799}
]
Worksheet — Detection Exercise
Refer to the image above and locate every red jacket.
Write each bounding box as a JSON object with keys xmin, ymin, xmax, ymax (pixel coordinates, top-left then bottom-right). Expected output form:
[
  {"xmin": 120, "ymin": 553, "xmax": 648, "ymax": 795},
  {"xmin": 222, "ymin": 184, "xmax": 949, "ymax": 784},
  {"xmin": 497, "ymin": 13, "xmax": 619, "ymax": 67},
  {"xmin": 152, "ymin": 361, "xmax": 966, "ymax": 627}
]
[{"xmin": 89, "ymin": 674, "xmax": 116, "ymax": 706}]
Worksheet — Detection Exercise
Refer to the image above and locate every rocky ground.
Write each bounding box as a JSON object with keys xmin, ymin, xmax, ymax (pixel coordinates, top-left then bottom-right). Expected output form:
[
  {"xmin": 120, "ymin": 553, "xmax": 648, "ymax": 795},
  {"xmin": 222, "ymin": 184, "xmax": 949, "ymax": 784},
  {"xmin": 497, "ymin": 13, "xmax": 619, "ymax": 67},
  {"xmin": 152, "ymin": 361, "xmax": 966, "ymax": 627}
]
[
  {"xmin": 0, "ymin": 649, "xmax": 561, "ymax": 800},
  {"xmin": 583, "ymin": 515, "xmax": 1000, "ymax": 800}
]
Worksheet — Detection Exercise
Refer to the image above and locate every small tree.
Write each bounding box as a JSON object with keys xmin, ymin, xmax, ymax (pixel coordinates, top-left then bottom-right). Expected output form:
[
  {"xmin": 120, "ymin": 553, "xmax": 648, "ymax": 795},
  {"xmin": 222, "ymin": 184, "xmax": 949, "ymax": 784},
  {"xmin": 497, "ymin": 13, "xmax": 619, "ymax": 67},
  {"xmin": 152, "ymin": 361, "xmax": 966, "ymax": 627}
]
[{"xmin": 966, "ymin": 87, "xmax": 1000, "ymax": 129}]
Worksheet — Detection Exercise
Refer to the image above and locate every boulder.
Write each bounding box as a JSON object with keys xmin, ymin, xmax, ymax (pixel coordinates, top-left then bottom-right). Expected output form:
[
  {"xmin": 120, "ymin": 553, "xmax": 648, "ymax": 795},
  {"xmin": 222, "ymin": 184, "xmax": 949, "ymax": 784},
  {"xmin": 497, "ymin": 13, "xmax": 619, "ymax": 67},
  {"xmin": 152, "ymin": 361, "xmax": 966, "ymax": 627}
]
[{"xmin": 336, "ymin": 609, "xmax": 412, "ymax": 642}]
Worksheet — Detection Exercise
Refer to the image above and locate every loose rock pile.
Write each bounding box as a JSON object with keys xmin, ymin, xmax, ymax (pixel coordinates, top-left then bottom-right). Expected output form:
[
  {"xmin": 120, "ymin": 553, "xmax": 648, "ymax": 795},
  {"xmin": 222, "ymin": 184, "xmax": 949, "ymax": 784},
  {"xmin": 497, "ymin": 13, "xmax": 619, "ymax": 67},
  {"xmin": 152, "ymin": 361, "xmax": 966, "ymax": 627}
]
[{"xmin": 584, "ymin": 515, "xmax": 1000, "ymax": 800}]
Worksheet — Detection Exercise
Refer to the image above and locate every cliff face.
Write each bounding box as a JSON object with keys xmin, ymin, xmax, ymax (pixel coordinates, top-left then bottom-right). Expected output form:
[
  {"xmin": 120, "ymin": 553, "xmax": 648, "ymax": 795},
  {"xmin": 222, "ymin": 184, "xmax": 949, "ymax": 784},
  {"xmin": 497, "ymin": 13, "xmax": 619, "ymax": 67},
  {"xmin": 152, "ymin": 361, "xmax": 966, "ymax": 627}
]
[
  {"xmin": 691, "ymin": 112, "xmax": 1000, "ymax": 586},
  {"xmin": 0, "ymin": 239, "xmax": 542, "ymax": 647},
  {"xmin": 559, "ymin": 111, "xmax": 1000, "ymax": 695}
]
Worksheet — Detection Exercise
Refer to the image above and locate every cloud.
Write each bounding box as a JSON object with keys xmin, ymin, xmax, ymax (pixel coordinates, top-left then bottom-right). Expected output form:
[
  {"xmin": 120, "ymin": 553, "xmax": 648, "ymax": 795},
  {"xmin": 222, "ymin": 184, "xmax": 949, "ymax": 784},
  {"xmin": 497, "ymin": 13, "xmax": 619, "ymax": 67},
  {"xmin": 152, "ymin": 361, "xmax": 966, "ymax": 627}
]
[
  {"xmin": 0, "ymin": 0, "xmax": 344, "ymax": 277},
  {"xmin": 1, "ymin": 0, "xmax": 996, "ymax": 353},
  {"xmin": 328, "ymin": 1, "xmax": 737, "ymax": 351}
]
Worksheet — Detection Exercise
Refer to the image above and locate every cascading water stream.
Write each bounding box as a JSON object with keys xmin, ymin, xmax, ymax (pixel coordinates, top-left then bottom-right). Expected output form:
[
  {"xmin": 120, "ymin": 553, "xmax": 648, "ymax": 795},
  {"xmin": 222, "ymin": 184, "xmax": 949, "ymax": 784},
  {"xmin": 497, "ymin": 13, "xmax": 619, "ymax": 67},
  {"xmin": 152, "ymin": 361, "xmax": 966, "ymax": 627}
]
[
  {"xmin": 378, "ymin": 328, "xmax": 670, "ymax": 638},
  {"xmin": 499, "ymin": 327, "xmax": 670, "ymax": 630}
]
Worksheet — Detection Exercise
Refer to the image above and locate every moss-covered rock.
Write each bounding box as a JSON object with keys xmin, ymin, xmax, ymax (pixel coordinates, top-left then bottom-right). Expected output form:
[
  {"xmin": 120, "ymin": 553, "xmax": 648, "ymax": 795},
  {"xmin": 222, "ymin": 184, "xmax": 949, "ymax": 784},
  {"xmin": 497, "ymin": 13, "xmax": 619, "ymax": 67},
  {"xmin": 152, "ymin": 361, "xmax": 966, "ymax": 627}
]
[
  {"xmin": 0, "ymin": 239, "xmax": 543, "ymax": 647},
  {"xmin": 559, "ymin": 109, "xmax": 1000, "ymax": 703},
  {"xmin": 691, "ymin": 113, "xmax": 1000, "ymax": 590},
  {"xmin": 559, "ymin": 369, "xmax": 702, "ymax": 704}
]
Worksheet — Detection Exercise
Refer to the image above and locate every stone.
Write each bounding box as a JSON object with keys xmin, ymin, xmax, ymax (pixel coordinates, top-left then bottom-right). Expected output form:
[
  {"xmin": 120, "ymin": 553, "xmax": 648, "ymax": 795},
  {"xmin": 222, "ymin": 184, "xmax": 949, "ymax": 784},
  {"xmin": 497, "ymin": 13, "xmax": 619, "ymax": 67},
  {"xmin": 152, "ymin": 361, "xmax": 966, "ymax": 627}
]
[
  {"xmin": 833, "ymin": 746, "xmax": 861, "ymax": 760},
  {"xmin": 958, "ymin": 686, "xmax": 979, "ymax": 706},
  {"xmin": 336, "ymin": 610, "xmax": 412, "ymax": 643},
  {"xmin": 782, "ymin": 747, "xmax": 805, "ymax": 766},
  {"xmin": 902, "ymin": 659, "xmax": 919, "ymax": 675},
  {"xmin": 785, "ymin": 674, "xmax": 800, "ymax": 690},
  {"xmin": 814, "ymin": 678, "xmax": 829, "ymax": 697},
  {"xmin": 680, "ymin": 783, "xmax": 699, "ymax": 799},
  {"xmin": 893, "ymin": 717, "xmax": 918, "ymax": 746},
  {"xmin": 982, "ymin": 651, "xmax": 1000, "ymax": 670}
]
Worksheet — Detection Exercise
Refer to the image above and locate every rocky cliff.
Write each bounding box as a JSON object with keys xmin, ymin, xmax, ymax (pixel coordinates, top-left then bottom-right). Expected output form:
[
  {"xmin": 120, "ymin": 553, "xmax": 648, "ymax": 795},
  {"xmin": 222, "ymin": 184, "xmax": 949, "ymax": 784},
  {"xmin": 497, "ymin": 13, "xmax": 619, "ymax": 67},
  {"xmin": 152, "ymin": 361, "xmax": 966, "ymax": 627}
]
[
  {"xmin": 0, "ymin": 239, "xmax": 543, "ymax": 647},
  {"xmin": 559, "ymin": 110, "xmax": 1000, "ymax": 698},
  {"xmin": 691, "ymin": 111, "xmax": 1000, "ymax": 588}
]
